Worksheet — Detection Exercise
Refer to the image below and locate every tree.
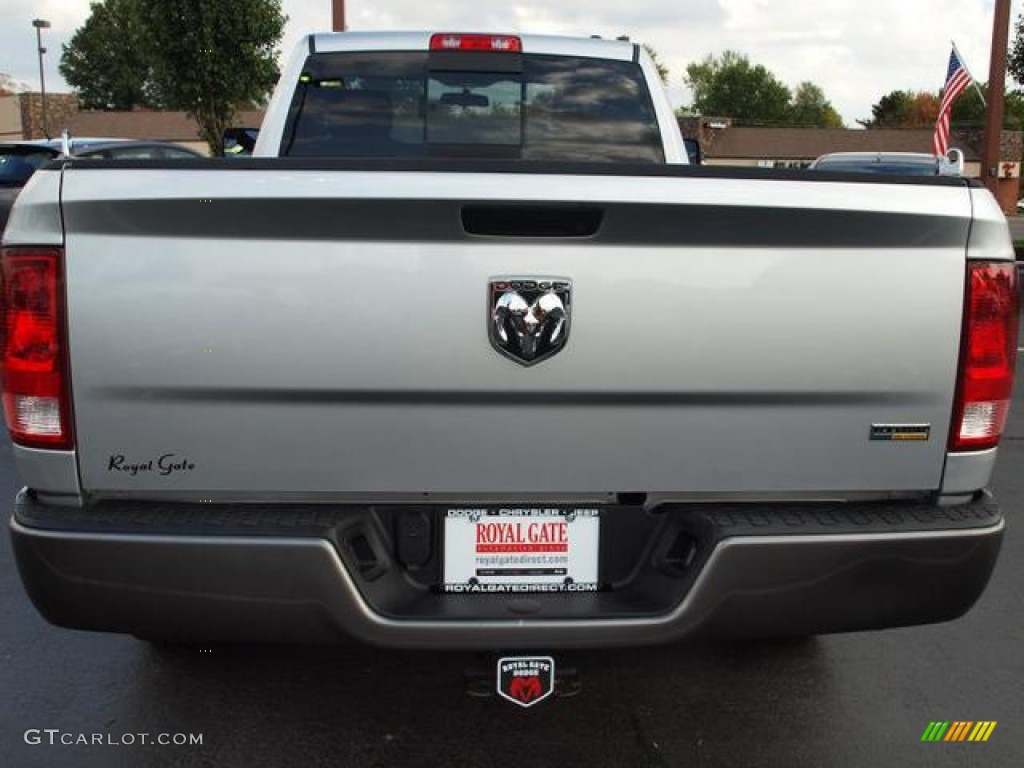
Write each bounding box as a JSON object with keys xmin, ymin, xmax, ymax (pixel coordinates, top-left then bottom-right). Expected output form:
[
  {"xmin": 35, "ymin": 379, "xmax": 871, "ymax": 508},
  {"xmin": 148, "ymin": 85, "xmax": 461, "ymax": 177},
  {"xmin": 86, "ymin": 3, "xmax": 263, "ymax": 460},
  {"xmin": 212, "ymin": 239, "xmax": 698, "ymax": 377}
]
[
  {"xmin": 59, "ymin": 0, "xmax": 161, "ymax": 110},
  {"xmin": 860, "ymin": 90, "xmax": 938, "ymax": 128},
  {"xmin": 1009, "ymin": 13, "xmax": 1024, "ymax": 88},
  {"xmin": 643, "ymin": 44, "xmax": 669, "ymax": 86},
  {"xmin": 906, "ymin": 92, "xmax": 940, "ymax": 127},
  {"xmin": 859, "ymin": 90, "xmax": 913, "ymax": 128},
  {"xmin": 138, "ymin": 0, "xmax": 285, "ymax": 154},
  {"xmin": 789, "ymin": 82, "xmax": 843, "ymax": 128},
  {"xmin": 685, "ymin": 52, "xmax": 842, "ymax": 127},
  {"xmin": 861, "ymin": 85, "xmax": 1022, "ymax": 129},
  {"xmin": 686, "ymin": 51, "xmax": 792, "ymax": 125},
  {"xmin": 950, "ymin": 83, "xmax": 1024, "ymax": 129},
  {"xmin": 951, "ymin": 87, "xmax": 987, "ymax": 126}
]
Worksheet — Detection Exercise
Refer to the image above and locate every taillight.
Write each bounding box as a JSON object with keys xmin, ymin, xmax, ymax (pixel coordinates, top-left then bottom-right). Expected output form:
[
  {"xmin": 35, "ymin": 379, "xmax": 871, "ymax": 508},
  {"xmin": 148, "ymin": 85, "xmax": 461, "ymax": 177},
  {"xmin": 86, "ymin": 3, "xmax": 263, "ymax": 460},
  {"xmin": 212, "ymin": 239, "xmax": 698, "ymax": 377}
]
[
  {"xmin": 429, "ymin": 33, "xmax": 522, "ymax": 52},
  {"xmin": 0, "ymin": 246, "xmax": 72, "ymax": 449},
  {"xmin": 949, "ymin": 261, "xmax": 1018, "ymax": 451}
]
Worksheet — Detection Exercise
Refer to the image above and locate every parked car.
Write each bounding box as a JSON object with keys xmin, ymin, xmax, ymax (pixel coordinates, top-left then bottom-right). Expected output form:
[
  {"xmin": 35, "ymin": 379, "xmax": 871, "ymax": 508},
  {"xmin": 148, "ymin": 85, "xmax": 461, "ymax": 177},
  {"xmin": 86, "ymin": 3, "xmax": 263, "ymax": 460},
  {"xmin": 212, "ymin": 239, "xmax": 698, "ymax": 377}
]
[
  {"xmin": 809, "ymin": 150, "xmax": 964, "ymax": 176},
  {"xmin": 1, "ymin": 139, "xmax": 202, "ymax": 232},
  {"xmin": 64, "ymin": 140, "xmax": 204, "ymax": 160}
]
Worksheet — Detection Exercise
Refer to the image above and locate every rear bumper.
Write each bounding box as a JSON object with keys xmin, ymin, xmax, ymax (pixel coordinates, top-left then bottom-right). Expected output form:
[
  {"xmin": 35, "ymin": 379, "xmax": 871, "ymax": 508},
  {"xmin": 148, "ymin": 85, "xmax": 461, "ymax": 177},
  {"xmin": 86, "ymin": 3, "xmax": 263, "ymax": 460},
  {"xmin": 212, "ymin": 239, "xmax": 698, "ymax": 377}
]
[{"xmin": 10, "ymin": 491, "xmax": 1004, "ymax": 649}]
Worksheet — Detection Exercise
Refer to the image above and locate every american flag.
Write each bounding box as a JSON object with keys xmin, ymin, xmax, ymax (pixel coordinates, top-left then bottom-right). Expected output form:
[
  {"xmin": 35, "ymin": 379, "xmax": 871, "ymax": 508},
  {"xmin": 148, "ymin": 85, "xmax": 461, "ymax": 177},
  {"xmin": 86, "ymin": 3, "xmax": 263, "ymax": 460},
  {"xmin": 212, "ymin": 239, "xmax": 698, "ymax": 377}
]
[{"xmin": 933, "ymin": 48, "xmax": 972, "ymax": 156}]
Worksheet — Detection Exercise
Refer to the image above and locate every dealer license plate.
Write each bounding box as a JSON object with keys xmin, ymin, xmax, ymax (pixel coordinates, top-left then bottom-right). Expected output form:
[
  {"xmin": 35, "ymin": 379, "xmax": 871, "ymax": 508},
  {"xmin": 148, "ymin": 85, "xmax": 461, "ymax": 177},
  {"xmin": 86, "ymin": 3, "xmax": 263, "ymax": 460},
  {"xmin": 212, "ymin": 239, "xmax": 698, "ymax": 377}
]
[{"xmin": 442, "ymin": 507, "xmax": 600, "ymax": 594}]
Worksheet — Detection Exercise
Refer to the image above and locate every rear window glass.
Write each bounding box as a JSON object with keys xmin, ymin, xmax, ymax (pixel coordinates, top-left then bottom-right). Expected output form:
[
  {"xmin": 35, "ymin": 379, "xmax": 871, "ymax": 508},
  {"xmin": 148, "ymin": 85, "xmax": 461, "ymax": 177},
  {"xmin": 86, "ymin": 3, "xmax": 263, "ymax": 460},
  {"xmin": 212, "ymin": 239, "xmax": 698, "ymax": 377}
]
[
  {"xmin": 427, "ymin": 71, "xmax": 522, "ymax": 147},
  {"xmin": 281, "ymin": 52, "xmax": 664, "ymax": 163},
  {"xmin": 812, "ymin": 160, "xmax": 940, "ymax": 176}
]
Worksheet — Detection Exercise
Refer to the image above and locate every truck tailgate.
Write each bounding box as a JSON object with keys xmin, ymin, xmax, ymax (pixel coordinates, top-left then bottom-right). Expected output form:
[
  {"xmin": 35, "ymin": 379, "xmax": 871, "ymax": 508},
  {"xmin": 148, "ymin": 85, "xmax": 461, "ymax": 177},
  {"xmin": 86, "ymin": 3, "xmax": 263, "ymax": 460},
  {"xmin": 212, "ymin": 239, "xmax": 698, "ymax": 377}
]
[{"xmin": 60, "ymin": 167, "xmax": 970, "ymax": 497}]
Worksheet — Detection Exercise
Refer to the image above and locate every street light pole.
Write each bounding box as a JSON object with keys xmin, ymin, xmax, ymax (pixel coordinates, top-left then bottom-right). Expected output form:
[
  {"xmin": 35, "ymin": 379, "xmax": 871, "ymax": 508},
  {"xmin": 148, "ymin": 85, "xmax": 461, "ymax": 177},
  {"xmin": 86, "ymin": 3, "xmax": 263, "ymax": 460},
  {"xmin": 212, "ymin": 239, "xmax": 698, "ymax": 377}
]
[{"xmin": 32, "ymin": 19, "xmax": 51, "ymax": 139}]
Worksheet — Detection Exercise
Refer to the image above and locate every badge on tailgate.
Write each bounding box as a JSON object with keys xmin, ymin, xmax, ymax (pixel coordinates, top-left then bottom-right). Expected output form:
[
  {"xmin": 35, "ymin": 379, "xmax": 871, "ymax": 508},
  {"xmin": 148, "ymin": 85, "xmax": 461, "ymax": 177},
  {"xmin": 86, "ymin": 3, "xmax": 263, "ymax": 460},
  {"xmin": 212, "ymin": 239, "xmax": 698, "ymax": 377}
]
[
  {"xmin": 488, "ymin": 277, "xmax": 571, "ymax": 366},
  {"xmin": 443, "ymin": 508, "xmax": 600, "ymax": 594}
]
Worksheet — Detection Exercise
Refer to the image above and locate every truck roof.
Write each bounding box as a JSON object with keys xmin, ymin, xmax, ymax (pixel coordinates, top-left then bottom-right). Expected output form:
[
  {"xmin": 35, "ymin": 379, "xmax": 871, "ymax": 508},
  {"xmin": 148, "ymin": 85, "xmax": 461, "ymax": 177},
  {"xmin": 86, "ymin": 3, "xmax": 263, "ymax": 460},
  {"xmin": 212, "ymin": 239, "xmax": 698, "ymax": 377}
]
[{"xmin": 309, "ymin": 30, "xmax": 637, "ymax": 61}]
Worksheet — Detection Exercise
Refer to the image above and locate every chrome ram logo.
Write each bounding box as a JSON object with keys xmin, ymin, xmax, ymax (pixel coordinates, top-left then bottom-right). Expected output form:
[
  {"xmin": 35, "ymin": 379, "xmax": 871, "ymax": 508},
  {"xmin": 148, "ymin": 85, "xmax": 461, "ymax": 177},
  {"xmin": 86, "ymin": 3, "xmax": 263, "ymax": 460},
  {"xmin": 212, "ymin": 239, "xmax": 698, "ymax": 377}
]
[{"xmin": 488, "ymin": 278, "xmax": 571, "ymax": 366}]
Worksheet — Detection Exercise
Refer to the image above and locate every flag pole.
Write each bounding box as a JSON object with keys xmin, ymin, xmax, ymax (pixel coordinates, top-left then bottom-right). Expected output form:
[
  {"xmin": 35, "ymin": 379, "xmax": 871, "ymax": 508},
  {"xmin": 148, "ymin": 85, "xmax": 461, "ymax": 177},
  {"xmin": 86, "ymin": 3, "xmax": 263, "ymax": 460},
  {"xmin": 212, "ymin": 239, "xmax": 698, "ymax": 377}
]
[{"xmin": 952, "ymin": 40, "xmax": 987, "ymax": 106}]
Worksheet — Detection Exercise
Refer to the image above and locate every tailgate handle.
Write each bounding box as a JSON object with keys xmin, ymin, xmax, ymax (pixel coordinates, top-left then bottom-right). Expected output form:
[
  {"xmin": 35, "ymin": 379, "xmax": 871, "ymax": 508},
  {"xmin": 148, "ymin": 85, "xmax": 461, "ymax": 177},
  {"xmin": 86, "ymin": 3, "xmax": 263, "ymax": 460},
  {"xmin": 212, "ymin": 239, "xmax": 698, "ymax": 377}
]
[{"xmin": 461, "ymin": 205, "xmax": 603, "ymax": 238}]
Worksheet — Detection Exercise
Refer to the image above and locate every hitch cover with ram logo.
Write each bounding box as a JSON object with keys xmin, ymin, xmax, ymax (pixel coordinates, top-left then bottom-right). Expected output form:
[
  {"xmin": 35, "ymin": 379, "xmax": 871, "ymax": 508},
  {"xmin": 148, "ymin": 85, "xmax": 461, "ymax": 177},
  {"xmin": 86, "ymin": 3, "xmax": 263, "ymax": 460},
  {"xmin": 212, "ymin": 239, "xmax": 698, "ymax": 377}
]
[{"xmin": 497, "ymin": 656, "xmax": 556, "ymax": 707}]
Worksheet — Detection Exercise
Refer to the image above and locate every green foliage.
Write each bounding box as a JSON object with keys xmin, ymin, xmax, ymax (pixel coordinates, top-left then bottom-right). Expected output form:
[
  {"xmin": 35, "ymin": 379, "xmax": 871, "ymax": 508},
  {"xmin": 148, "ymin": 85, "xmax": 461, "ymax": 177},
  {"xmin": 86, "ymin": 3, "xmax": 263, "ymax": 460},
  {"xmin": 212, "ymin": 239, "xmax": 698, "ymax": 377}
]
[
  {"xmin": 861, "ymin": 84, "xmax": 1023, "ymax": 130},
  {"xmin": 789, "ymin": 82, "xmax": 843, "ymax": 128},
  {"xmin": 686, "ymin": 51, "xmax": 790, "ymax": 124},
  {"xmin": 1009, "ymin": 13, "xmax": 1024, "ymax": 89},
  {"xmin": 949, "ymin": 84, "xmax": 1024, "ymax": 130},
  {"xmin": 137, "ymin": 0, "xmax": 285, "ymax": 154},
  {"xmin": 59, "ymin": 0, "xmax": 284, "ymax": 152},
  {"xmin": 863, "ymin": 91, "xmax": 936, "ymax": 128},
  {"xmin": 684, "ymin": 51, "xmax": 842, "ymax": 127},
  {"xmin": 860, "ymin": 89, "xmax": 913, "ymax": 128},
  {"xmin": 59, "ymin": 0, "xmax": 160, "ymax": 110},
  {"xmin": 643, "ymin": 44, "xmax": 669, "ymax": 86},
  {"xmin": 859, "ymin": 90, "xmax": 943, "ymax": 128},
  {"xmin": 950, "ymin": 88, "xmax": 986, "ymax": 125}
]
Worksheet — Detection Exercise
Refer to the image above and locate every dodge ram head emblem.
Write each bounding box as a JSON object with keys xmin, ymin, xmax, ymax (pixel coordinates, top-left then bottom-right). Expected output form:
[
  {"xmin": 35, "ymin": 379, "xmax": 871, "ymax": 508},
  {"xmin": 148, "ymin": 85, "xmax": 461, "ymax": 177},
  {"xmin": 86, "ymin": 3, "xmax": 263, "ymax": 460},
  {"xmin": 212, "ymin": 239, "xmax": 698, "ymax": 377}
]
[
  {"xmin": 497, "ymin": 656, "xmax": 555, "ymax": 708},
  {"xmin": 488, "ymin": 278, "xmax": 571, "ymax": 366}
]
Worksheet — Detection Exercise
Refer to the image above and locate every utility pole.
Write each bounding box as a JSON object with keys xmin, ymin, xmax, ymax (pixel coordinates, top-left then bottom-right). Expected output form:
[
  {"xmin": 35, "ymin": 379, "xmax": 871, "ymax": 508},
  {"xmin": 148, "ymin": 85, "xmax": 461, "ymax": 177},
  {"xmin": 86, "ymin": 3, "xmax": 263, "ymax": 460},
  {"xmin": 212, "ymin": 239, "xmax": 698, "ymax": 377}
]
[
  {"xmin": 332, "ymin": 0, "xmax": 346, "ymax": 32},
  {"xmin": 981, "ymin": 0, "xmax": 1011, "ymax": 198}
]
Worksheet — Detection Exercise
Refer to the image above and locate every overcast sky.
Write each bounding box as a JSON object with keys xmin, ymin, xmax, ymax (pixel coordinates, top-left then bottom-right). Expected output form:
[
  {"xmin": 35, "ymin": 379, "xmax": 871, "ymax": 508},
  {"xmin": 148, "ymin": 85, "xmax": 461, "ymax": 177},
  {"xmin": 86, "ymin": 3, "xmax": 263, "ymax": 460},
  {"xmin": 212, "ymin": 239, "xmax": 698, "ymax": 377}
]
[{"xmin": 0, "ymin": 0, "xmax": 1021, "ymax": 126}]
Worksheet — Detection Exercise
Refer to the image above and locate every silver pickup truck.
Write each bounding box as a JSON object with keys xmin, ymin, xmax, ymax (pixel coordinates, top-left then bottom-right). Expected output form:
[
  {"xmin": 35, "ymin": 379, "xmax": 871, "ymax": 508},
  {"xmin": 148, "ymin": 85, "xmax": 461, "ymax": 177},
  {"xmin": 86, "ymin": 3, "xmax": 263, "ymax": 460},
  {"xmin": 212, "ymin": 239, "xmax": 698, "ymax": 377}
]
[{"xmin": 2, "ymin": 32, "xmax": 1017, "ymax": 650}]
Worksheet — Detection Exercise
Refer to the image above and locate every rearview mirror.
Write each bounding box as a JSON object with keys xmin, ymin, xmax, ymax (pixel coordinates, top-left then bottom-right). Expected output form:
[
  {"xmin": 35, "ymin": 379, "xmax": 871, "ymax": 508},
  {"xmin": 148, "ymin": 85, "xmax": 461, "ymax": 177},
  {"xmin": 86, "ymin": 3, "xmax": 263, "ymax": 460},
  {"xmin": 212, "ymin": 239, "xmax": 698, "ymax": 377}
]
[{"xmin": 440, "ymin": 92, "xmax": 490, "ymax": 108}]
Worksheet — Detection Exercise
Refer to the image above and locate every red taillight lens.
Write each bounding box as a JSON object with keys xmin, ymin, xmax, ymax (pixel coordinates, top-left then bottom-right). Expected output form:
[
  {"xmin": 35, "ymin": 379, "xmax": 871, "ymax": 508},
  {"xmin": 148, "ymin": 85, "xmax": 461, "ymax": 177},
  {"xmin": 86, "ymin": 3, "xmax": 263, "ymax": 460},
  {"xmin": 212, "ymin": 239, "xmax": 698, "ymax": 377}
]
[
  {"xmin": 429, "ymin": 33, "xmax": 522, "ymax": 52},
  {"xmin": 950, "ymin": 261, "xmax": 1019, "ymax": 451},
  {"xmin": 0, "ymin": 247, "xmax": 72, "ymax": 449}
]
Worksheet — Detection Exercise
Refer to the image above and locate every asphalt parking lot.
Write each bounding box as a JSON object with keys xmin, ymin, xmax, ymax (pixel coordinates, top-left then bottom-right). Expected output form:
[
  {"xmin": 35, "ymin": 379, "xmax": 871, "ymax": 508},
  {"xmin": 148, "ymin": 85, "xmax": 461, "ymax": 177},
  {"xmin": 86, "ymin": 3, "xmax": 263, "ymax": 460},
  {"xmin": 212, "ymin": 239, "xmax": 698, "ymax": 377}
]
[{"xmin": 2, "ymin": 353, "xmax": 1023, "ymax": 768}]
